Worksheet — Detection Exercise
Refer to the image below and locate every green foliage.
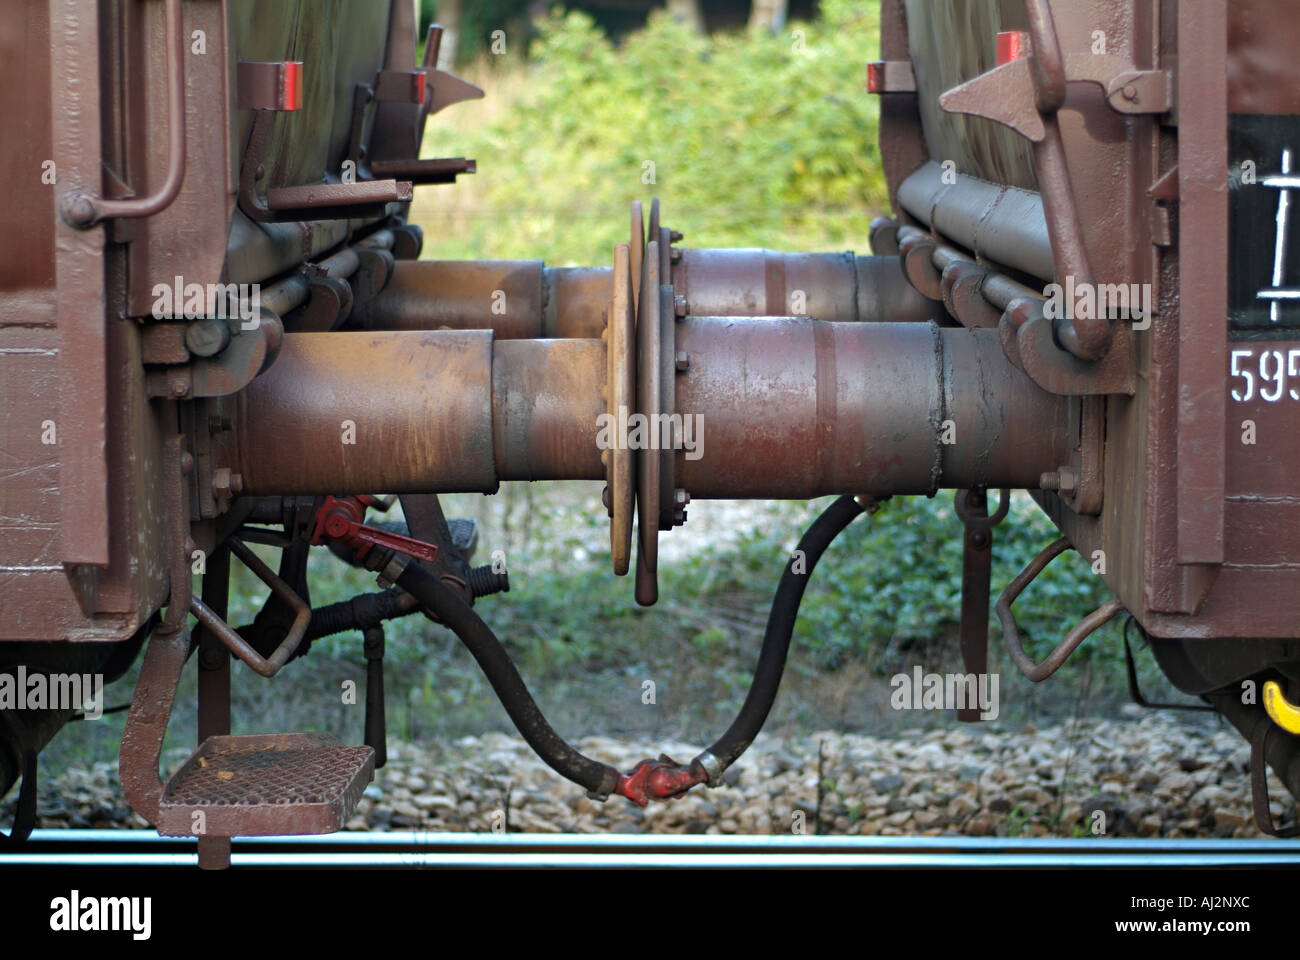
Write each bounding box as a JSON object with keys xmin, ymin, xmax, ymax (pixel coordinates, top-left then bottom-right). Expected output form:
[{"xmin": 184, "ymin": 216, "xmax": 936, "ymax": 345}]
[
  {"xmin": 438, "ymin": 492, "xmax": 1129, "ymax": 689},
  {"xmin": 787, "ymin": 493, "xmax": 1126, "ymax": 675},
  {"xmin": 423, "ymin": 1, "xmax": 889, "ymax": 264},
  {"xmin": 422, "ymin": 0, "xmax": 534, "ymax": 67}
]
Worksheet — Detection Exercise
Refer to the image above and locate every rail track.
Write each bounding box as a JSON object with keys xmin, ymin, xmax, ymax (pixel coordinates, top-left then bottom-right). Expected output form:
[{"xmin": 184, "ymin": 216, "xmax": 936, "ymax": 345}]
[{"xmin": 4, "ymin": 829, "xmax": 1300, "ymax": 868}]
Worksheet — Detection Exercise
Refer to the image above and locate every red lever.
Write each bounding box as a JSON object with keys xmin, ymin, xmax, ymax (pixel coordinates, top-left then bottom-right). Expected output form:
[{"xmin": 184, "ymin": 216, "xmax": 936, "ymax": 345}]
[{"xmin": 310, "ymin": 495, "xmax": 438, "ymax": 564}]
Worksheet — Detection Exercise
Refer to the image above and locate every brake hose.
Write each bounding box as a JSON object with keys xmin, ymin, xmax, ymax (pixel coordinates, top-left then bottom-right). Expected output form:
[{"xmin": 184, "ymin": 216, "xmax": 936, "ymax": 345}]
[
  {"xmin": 395, "ymin": 494, "xmax": 867, "ymax": 805},
  {"xmin": 395, "ymin": 563, "xmax": 622, "ymax": 799}
]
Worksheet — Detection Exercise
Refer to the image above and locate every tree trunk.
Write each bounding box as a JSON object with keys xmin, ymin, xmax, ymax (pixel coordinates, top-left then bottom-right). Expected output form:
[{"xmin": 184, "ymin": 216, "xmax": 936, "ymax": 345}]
[
  {"xmin": 667, "ymin": 0, "xmax": 705, "ymax": 34},
  {"xmin": 437, "ymin": 0, "xmax": 462, "ymax": 69},
  {"xmin": 749, "ymin": 0, "xmax": 789, "ymax": 33}
]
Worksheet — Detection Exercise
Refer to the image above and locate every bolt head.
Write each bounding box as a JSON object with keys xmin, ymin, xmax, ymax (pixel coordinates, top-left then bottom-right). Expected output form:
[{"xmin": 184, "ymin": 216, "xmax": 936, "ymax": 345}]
[
  {"xmin": 674, "ymin": 295, "xmax": 688, "ymax": 318},
  {"xmin": 185, "ymin": 319, "xmax": 228, "ymax": 357},
  {"xmin": 60, "ymin": 194, "xmax": 98, "ymax": 228},
  {"xmin": 675, "ymin": 351, "xmax": 690, "ymax": 371},
  {"xmin": 1122, "ymin": 84, "xmax": 1138, "ymax": 100}
]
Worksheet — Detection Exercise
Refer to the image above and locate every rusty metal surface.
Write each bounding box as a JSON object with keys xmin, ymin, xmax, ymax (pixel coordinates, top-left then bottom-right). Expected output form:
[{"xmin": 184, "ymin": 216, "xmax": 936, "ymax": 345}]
[
  {"xmin": 118, "ymin": 625, "xmax": 188, "ymax": 826},
  {"xmin": 15, "ymin": 0, "xmax": 1300, "ymax": 845},
  {"xmin": 156, "ymin": 733, "xmax": 374, "ymax": 837},
  {"xmin": 635, "ymin": 243, "xmax": 665, "ymax": 606},
  {"xmin": 1227, "ymin": 0, "xmax": 1300, "ymax": 115},
  {"xmin": 118, "ymin": 436, "xmax": 191, "ymax": 824},
  {"xmin": 544, "ymin": 267, "xmax": 614, "ymax": 339},
  {"xmin": 2, "ymin": 0, "xmax": 170, "ymax": 644},
  {"xmin": 233, "ymin": 331, "xmax": 498, "ymax": 494},
  {"xmin": 196, "ymin": 544, "xmax": 232, "ymax": 869},
  {"xmin": 236, "ymin": 59, "xmax": 303, "ymax": 112},
  {"xmin": 367, "ymin": 0, "xmax": 422, "ymax": 164},
  {"xmin": 1014, "ymin": 307, "xmax": 1136, "ymax": 397},
  {"xmin": 61, "ymin": 0, "xmax": 186, "ymax": 228},
  {"xmin": 49, "ymin": 0, "xmax": 109, "ymax": 568},
  {"xmin": 190, "ymin": 538, "xmax": 310, "ymax": 678},
  {"xmin": 877, "ymin": 0, "xmax": 931, "ymax": 214},
  {"xmin": 996, "ymin": 536, "xmax": 1125, "ymax": 681},
  {"xmin": 909, "ymin": 0, "xmax": 1153, "ymax": 362},
  {"xmin": 369, "ymin": 157, "xmax": 476, "ymax": 184},
  {"xmin": 1173, "ymin": 0, "xmax": 1227, "ymax": 568},
  {"xmin": 355, "ymin": 250, "xmax": 942, "ymax": 342},
  {"xmin": 673, "ymin": 249, "xmax": 938, "ymax": 323},
  {"xmin": 265, "ymin": 178, "xmax": 414, "ymax": 215},
  {"xmin": 349, "ymin": 259, "xmax": 545, "ymax": 339},
  {"xmin": 606, "ymin": 245, "xmax": 636, "ymax": 576},
  {"xmin": 938, "ymin": 54, "xmax": 1045, "ymax": 143},
  {"xmin": 492, "ymin": 339, "xmax": 607, "ymax": 483},
  {"xmin": 120, "ymin": 0, "xmax": 233, "ymax": 318},
  {"xmin": 672, "ymin": 319, "xmax": 1071, "ymax": 498},
  {"xmin": 955, "ymin": 488, "xmax": 1007, "ymax": 720},
  {"xmin": 898, "ymin": 162, "xmax": 1056, "ymax": 282}
]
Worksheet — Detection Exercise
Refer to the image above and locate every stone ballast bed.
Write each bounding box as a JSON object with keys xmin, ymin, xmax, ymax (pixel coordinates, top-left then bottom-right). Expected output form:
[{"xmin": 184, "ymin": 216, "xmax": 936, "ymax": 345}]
[{"xmin": 5, "ymin": 711, "xmax": 1293, "ymax": 838}]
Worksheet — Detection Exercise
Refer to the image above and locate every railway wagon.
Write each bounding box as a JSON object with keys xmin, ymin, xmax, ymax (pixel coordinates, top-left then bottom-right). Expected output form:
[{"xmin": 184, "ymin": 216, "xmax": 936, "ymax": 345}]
[{"xmin": 3, "ymin": 0, "xmax": 1300, "ymax": 866}]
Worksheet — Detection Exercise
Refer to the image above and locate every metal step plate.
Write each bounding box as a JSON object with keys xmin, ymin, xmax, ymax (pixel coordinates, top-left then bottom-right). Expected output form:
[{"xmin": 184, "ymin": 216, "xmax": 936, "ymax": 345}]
[{"xmin": 156, "ymin": 733, "xmax": 374, "ymax": 838}]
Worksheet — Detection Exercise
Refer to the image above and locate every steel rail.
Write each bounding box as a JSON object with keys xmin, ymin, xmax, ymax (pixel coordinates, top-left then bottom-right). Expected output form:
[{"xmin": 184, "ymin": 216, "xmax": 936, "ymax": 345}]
[{"xmin": 4, "ymin": 830, "xmax": 1299, "ymax": 868}]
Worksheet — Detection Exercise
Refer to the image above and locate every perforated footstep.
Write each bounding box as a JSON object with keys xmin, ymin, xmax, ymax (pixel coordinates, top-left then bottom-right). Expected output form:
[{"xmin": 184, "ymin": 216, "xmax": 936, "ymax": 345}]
[{"xmin": 156, "ymin": 733, "xmax": 375, "ymax": 837}]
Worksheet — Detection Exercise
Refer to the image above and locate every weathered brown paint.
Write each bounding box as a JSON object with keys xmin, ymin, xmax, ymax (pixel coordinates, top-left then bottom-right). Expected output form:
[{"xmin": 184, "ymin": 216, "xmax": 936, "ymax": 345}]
[{"xmin": 232, "ymin": 331, "xmax": 498, "ymax": 494}]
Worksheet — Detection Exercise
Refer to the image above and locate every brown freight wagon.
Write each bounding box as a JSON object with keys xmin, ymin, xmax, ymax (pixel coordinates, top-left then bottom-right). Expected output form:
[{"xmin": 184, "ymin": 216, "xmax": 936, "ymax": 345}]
[{"xmin": 2, "ymin": 0, "xmax": 1299, "ymax": 865}]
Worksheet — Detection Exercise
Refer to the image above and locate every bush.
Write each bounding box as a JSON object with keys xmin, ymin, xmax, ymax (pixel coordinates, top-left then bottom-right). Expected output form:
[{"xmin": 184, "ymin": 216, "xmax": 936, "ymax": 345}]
[{"xmin": 422, "ymin": 0, "xmax": 889, "ymax": 264}]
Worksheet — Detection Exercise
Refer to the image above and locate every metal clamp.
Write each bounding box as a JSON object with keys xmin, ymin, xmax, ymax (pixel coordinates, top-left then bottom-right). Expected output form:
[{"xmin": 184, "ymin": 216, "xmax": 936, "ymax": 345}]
[
  {"xmin": 996, "ymin": 537, "xmax": 1124, "ymax": 681},
  {"xmin": 190, "ymin": 537, "xmax": 310, "ymax": 678}
]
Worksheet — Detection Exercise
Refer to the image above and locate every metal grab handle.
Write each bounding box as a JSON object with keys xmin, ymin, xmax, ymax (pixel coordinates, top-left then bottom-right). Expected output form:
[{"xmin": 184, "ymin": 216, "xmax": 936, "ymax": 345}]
[
  {"xmin": 190, "ymin": 537, "xmax": 310, "ymax": 677},
  {"xmin": 62, "ymin": 0, "xmax": 186, "ymax": 227},
  {"xmin": 996, "ymin": 536, "xmax": 1124, "ymax": 681}
]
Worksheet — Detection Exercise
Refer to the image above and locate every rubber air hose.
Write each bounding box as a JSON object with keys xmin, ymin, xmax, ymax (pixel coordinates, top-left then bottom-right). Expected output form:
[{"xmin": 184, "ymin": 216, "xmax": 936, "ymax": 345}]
[
  {"xmin": 693, "ymin": 494, "xmax": 866, "ymax": 778},
  {"xmin": 394, "ymin": 562, "xmax": 621, "ymax": 800}
]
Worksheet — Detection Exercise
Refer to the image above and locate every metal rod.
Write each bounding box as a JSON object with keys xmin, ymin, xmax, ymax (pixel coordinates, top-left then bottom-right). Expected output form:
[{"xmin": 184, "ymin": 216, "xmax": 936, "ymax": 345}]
[
  {"xmin": 996, "ymin": 537, "xmax": 1125, "ymax": 681},
  {"xmin": 196, "ymin": 545, "xmax": 231, "ymax": 871},
  {"xmin": 64, "ymin": 0, "xmax": 186, "ymax": 226}
]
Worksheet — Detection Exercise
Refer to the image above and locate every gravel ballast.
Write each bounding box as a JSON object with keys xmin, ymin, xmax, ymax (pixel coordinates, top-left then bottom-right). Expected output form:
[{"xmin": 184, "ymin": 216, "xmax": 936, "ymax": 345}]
[{"xmin": 4, "ymin": 710, "xmax": 1294, "ymax": 838}]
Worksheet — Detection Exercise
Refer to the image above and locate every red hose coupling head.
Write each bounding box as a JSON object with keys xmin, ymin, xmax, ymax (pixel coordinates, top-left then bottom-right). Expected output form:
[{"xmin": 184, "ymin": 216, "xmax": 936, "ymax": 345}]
[{"xmin": 614, "ymin": 755, "xmax": 706, "ymax": 806}]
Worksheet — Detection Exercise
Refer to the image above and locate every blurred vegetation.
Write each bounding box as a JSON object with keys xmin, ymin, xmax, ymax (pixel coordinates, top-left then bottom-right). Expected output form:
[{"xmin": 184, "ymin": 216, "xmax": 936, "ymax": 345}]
[
  {"xmin": 34, "ymin": 4, "xmax": 1190, "ymax": 783},
  {"xmin": 417, "ymin": 1, "xmax": 889, "ymax": 264}
]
